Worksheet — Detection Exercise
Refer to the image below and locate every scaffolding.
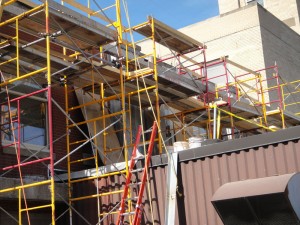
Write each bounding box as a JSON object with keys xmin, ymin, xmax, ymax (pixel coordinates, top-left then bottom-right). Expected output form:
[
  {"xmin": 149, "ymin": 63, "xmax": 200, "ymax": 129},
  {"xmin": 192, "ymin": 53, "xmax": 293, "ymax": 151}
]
[
  {"xmin": 205, "ymin": 59, "xmax": 286, "ymax": 138},
  {"xmin": 0, "ymin": 0, "xmax": 300, "ymax": 225},
  {"xmin": 0, "ymin": 1, "xmax": 55, "ymax": 224}
]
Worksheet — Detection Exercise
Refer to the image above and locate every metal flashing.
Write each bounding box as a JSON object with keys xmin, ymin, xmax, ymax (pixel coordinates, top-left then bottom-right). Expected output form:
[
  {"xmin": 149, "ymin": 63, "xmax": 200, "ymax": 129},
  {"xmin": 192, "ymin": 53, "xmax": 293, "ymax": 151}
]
[{"xmin": 147, "ymin": 125, "xmax": 300, "ymax": 167}]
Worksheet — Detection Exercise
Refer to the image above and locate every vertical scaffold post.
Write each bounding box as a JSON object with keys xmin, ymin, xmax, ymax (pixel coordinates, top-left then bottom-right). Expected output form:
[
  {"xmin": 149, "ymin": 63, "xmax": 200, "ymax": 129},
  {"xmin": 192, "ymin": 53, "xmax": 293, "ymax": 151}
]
[
  {"xmin": 275, "ymin": 65, "xmax": 285, "ymax": 129},
  {"xmin": 45, "ymin": 1, "xmax": 55, "ymax": 224},
  {"xmin": 150, "ymin": 17, "xmax": 161, "ymax": 154},
  {"xmin": 64, "ymin": 74, "xmax": 73, "ymax": 225},
  {"xmin": 213, "ymin": 104, "xmax": 217, "ymax": 139}
]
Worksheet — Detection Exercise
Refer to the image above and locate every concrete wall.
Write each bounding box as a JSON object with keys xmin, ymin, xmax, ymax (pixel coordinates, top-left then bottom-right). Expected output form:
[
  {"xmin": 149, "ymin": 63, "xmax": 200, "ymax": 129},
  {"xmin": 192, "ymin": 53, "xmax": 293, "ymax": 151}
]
[
  {"xmin": 0, "ymin": 176, "xmax": 68, "ymax": 225},
  {"xmin": 180, "ymin": 4, "xmax": 264, "ymax": 69},
  {"xmin": 258, "ymin": 5, "xmax": 300, "ymax": 112},
  {"xmin": 0, "ymin": 177, "xmax": 68, "ymax": 201},
  {"xmin": 141, "ymin": 4, "xmax": 265, "ymax": 75},
  {"xmin": 138, "ymin": 5, "xmax": 266, "ymax": 96},
  {"xmin": 264, "ymin": 0, "xmax": 300, "ymax": 34},
  {"xmin": 218, "ymin": 0, "xmax": 246, "ymax": 14},
  {"xmin": 182, "ymin": 4, "xmax": 300, "ymax": 109},
  {"xmin": 0, "ymin": 200, "xmax": 68, "ymax": 225},
  {"xmin": 218, "ymin": 0, "xmax": 240, "ymax": 15},
  {"xmin": 218, "ymin": 0, "xmax": 300, "ymax": 34},
  {"xmin": 179, "ymin": 4, "xmax": 266, "ymax": 99},
  {"xmin": 140, "ymin": 3, "xmax": 300, "ymax": 114}
]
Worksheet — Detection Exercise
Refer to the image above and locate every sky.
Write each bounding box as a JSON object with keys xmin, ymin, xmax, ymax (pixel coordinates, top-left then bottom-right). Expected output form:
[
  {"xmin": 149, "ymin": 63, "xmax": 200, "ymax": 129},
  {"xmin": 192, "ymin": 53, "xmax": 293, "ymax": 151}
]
[
  {"xmin": 124, "ymin": 0, "xmax": 219, "ymax": 29},
  {"xmin": 67, "ymin": 0, "xmax": 219, "ymax": 30}
]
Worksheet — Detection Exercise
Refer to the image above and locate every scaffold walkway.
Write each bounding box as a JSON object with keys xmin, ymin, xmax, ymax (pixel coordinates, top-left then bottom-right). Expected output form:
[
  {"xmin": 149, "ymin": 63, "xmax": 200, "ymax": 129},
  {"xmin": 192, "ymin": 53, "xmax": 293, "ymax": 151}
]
[{"xmin": 1, "ymin": 0, "xmax": 300, "ymax": 225}]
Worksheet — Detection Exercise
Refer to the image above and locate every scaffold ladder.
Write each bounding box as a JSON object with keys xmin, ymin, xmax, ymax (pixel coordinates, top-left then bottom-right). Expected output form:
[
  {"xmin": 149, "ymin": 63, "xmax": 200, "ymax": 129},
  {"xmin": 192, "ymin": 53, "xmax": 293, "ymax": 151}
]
[{"xmin": 116, "ymin": 121, "xmax": 157, "ymax": 225}]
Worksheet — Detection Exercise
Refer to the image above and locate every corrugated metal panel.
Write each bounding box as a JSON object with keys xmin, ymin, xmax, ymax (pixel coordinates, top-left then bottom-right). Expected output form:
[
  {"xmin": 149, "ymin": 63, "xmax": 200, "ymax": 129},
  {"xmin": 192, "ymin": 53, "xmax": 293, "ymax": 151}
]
[
  {"xmin": 73, "ymin": 138, "xmax": 300, "ymax": 225},
  {"xmin": 177, "ymin": 140, "xmax": 300, "ymax": 225}
]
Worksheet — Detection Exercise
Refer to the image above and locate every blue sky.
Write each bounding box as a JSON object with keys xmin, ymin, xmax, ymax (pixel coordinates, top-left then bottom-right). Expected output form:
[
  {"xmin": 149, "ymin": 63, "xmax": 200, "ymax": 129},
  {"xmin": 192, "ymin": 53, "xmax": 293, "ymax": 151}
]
[
  {"xmin": 62, "ymin": 0, "xmax": 219, "ymax": 30},
  {"xmin": 124, "ymin": 0, "xmax": 219, "ymax": 29}
]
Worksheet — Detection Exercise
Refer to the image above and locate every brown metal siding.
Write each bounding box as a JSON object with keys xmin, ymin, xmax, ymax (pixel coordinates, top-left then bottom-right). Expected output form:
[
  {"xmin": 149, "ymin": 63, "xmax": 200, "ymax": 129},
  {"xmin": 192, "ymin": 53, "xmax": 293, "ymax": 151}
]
[
  {"xmin": 73, "ymin": 139, "xmax": 300, "ymax": 225},
  {"xmin": 177, "ymin": 140, "xmax": 300, "ymax": 225}
]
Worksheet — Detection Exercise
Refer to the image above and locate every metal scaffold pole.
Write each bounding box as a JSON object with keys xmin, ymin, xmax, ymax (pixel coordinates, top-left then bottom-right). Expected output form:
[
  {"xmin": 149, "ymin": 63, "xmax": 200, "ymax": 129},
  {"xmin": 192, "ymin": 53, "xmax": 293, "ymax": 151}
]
[
  {"xmin": 0, "ymin": 1, "xmax": 55, "ymax": 224},
  {"xmin": 1, "ymin": 0, "xmax": 300, "ymax": 225}
]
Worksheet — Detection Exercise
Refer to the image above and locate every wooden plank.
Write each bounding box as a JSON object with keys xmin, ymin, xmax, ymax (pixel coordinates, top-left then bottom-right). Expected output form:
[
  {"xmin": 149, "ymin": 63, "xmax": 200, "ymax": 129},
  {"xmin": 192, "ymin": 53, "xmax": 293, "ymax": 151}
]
[
  {"xmin": 61, "ymin": 0, "xmax": 109, "ymax": 23},
  {"xmin": 225, "ymin": 58, "xmax": 260, "ymax": 77},
  {"xmin": 152, "ymin": 16, "xmax": 205, "ymax": 48}
]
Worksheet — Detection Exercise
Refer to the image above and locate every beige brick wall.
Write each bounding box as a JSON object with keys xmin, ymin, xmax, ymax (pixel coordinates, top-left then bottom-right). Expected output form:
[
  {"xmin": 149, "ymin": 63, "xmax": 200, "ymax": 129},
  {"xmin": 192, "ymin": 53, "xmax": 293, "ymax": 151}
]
[
  {"xmin": 258, "ymin": 4, "xmax": 300, "ymax": 82},
  {"xmin": 181, "ymin": 5, "xmax": 266, "ymax": 99},
  {"xmin": 139, "ymin": 5, "xmax": 265, "ymax": 97},
  {"xmin": 218, "ymin": 0, "xmax": 250, "ymax": 14},
  {"xmin": 139, "ymin": 4, "xmax": 300, "ymax": 110},
  {"xmin": 264, "ymin": 0, "xmax": 300, "ymax": 34},
  {"xmin": 258, "ymin": 4, "xmax": 300, "ymax": 112},
  {"xmin": 218, "ymin": 0, "xmax": 240, "ymax": 14},
  {"xmin": 180, "ymin": 5, "xmax": 262, "ymax": 63},
  {"xmin": 218, "ymin": 0, "xmax": 300, "ymax": 34},
  {"xmin": 141, "ymin": 5, "xmax": 264, "ymax": 66}
]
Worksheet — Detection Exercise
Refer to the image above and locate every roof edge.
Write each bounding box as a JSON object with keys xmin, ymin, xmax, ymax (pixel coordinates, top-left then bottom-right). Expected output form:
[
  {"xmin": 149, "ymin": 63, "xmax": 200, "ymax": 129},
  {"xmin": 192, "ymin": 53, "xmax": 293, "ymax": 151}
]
[{"xmin": 151, "ymin": 125, "xmax": 300, "ymax": 167}]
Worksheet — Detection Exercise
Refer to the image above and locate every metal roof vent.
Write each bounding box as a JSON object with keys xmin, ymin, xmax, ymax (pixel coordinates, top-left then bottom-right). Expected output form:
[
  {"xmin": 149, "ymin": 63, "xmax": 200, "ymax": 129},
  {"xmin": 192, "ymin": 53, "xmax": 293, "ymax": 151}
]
[{"xmin": 212, "ymin": 173, "xmax": 300, "ymax": 225}]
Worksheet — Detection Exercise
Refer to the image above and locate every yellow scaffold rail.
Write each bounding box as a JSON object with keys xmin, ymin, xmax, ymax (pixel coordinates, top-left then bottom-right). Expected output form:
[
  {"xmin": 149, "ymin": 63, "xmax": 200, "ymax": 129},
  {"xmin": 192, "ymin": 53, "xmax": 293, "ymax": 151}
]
[
  {"xmin": 0, "ymin": 180, "xmax": 51, "ymax": 193},
  {"xmin": 216, "ymin": 106, "xmax": 277, "ymax": 132},
  {"xmin": 70, "ymin": 190, "xmax": 124, "ymax": 202}
]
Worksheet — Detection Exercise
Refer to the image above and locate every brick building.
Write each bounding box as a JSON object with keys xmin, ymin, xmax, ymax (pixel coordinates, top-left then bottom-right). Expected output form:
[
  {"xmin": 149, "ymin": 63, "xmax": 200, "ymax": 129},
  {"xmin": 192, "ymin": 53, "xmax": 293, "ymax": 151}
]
[{"xmin": 0, "ymin": 0, "xmax": 300, "ymax": 224}]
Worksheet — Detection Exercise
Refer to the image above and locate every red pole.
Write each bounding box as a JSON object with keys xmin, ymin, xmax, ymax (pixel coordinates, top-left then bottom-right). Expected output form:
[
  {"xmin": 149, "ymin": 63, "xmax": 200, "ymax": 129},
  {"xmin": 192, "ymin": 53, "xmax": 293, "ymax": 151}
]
[
  {"xmin": 0, "ymin": 88, "xmax": 48, "ymax": 104},
  {"xmin": 17, "ymin": 100, "xmax": 21, "ymax": 164},
  {"xmin": 132, "ymin": 122, "xmax": 157, "ymax": 225},
  {"xmin": 1, "ymin": 157, "xmax": 51, "ymax": 171},
  {"xmin": 116, "ymin": 125, "xmax": 142, "ymax": 225}
]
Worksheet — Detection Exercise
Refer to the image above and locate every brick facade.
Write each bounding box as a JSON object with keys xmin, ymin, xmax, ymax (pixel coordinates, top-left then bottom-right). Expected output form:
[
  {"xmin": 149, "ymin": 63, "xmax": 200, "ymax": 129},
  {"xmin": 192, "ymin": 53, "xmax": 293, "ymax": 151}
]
[
  {"xmin": 52, "ymin": 86, "xmax": 92, "ymax": 172},
  {"xmin": 0, "ymin": 86, "xmax": 89, "ymax": 179}
]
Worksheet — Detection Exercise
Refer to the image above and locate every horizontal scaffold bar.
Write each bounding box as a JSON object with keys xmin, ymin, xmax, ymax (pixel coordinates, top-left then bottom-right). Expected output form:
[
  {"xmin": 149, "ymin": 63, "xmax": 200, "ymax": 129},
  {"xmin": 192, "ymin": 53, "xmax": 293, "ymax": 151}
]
[
  {"xmin": 0, "ymin": 180, "xmax": 51, "ymax": 193},
  {"xmin": 68, "ymin": 94, "xmax": 120, "ymax": 112},
  {"xmin": 1, "ymin": 157, "xmax": 51, "ymax": 171},
  {"xmin": 128, "ymin": 85, "xmax": 156, "ymax": 95},
  {"xmin": 0, "ymin": 67, "xmax": 47, "ymax": 87},
  {"xmin": 70, "ymin": 156, "xmax": 95, "ymax": 164},
  {"xmin": 105, "ymin": 138, "xmax": 159, "ymax": 153},
  {"xmin": 99, "ymin": 211, "xmax": 119, "ymax": 216},
  {"xmin": 70, "ymin": 190, "xmax": 123, "ymax": 202},
  {"xmin": 20, "ymin": 204, "xmax": 52, "ymax": 212},
  {"xmin": 69, "ymin": 139, "xmax": 88, "ymax": 146},
  {"xmin": 217, "ymin": 107, "xmax": 276, "ymax": 132},
  {"xmin": 0, "ymin": 57, "xmax": 17, "ymax": 66},
  {"xmin": 3, "ymin": 0, "xmax": 17, "ymax": 6},
  {"xmin": 67, "ymin": 111, "xmax": 123, "ymax": 128},
  {"xmin": 127, "ymin": 53, "xmax": 153, "ymax": 63},
  {"xmin": 123, "ymin": 21, "xmax": 149, "ymax": 33},
  {"xmin": 69, "ymin": 170, "xmax": 127, "ymax": 184},
  {"xmin": 0, "ymin": 4, "xmax": 44, "ymax": 27}
]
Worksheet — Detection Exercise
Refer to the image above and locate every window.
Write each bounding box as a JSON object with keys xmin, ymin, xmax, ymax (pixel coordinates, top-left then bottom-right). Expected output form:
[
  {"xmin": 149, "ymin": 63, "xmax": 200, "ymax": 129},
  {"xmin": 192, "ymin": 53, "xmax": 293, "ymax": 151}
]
[{"xmin": 1, "ymin": 87, "xmax": 48, "ymax": 150}]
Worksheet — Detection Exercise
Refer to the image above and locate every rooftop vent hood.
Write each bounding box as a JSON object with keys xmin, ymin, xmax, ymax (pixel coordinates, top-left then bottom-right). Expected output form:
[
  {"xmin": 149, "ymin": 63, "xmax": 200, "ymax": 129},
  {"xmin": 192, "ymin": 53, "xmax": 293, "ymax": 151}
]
[{"xmin": 212, "ymin": 173, "xmax": 300, "ymax": 225}]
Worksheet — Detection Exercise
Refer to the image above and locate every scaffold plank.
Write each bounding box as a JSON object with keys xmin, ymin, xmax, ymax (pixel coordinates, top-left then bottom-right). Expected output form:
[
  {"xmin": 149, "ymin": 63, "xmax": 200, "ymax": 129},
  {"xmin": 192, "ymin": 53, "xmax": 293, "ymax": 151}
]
[{"xmin": 134, "ymin": 16, "xmax": 205, "ymax": 53}]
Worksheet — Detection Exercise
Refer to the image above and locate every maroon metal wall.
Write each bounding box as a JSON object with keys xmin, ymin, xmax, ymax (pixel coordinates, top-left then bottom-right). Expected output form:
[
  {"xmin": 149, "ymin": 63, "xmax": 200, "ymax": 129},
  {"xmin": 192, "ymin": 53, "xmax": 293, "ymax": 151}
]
[
  {"xmin": 73, "ymin": 127, "xmax": 300, "ymax": 225},
  {"xmin": 178, "ymin": 141, "xmax": 300, "ymax": 225}
]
